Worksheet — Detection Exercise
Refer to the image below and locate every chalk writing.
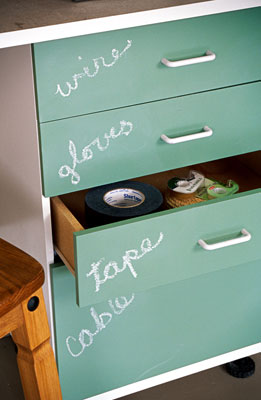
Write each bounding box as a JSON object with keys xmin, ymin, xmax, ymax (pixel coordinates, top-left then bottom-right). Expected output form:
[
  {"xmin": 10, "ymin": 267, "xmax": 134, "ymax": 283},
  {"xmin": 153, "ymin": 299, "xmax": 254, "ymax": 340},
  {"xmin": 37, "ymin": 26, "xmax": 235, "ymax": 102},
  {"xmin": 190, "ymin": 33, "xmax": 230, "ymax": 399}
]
[
  {"xmin": 66, "ymin": 294, "xmax": 135, "ymax": 358},
  {"xmin": 58, "ymin": 120, "xmax": 133, "ymax": 185},
  {"xmin": 55, "ymin": 39, "xmax": 132, "ymax": 97},
  {"xmin": 86, "ymin": 232, "xmax": 164, "ymax": 293}
]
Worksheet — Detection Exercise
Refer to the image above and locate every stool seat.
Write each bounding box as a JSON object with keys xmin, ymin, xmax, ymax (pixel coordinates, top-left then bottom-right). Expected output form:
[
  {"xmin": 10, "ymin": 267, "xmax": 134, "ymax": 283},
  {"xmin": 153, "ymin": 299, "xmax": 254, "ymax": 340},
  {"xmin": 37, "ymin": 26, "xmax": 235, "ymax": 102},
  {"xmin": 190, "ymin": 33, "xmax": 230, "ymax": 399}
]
[
  {"xmin": 0, "ymin": 239, "xmax": 44, "ymax": 317},
  {"xmin": 0, "ymin": 238, "xmax": 62, "ymax": 400}
]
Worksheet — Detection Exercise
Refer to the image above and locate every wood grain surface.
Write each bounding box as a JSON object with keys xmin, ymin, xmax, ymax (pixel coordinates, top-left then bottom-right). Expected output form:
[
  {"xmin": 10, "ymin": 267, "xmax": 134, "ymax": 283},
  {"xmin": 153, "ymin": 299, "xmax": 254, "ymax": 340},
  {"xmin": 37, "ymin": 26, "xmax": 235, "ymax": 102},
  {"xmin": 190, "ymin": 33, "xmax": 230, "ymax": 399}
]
[
  {"xmin": 0, "ymin": 240, "xmax": 62, "ymax": 399},
  {"xmin": 0, "ymin": 239, "xmax": 44, "ymax": 318},
  {"xmin": 12, "ymin": 289, "xmax": 62, "ymax": 400}
]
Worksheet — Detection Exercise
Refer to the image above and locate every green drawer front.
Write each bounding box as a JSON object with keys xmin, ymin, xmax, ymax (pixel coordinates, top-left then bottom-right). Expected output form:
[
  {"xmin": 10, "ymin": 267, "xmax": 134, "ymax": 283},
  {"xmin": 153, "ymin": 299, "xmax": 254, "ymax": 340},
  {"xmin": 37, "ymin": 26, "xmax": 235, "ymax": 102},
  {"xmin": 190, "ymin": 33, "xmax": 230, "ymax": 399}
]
[
  {"xmin": 75, "ymin": 190, "xmax": 261, "ymax": 308},
  {"xmin": 39, "ymin": 82, "xmax": 261, "ymax": 197},
  {"xmin": 52, "ymin": 260, "xmax": 261, "ymax": 400},
  {"xmin": 33, "ymin": 8, "xmax": 261, "ymax": 123}
]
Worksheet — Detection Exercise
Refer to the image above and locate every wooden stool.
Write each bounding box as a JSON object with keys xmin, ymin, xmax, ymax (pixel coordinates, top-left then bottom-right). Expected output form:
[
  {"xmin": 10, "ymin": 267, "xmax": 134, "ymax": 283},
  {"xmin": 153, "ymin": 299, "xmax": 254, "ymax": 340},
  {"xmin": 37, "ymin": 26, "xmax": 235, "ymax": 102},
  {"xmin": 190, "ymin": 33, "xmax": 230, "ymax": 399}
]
[{"xmin": 0, "ymin": 238, "xmax": 62, "ymax": 400}]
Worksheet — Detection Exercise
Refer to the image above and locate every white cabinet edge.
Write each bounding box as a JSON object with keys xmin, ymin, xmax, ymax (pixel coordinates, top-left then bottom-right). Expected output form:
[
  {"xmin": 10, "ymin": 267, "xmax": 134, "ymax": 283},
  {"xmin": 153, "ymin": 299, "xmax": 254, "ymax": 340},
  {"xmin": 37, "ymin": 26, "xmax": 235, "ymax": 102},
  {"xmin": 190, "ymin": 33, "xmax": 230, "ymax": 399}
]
[
  {"xmin": 0, "ymin": 0, "xmax": 260, "ymax": 49},
  {"xmin": 84, "ymin": 342, "xmax": 261, "ymax": 400}
]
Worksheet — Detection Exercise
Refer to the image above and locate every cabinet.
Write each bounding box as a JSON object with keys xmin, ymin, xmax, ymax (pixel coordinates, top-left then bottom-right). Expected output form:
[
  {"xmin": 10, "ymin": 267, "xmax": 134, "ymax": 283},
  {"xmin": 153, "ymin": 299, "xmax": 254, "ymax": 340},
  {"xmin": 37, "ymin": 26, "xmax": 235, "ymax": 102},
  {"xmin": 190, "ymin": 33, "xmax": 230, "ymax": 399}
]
[{"xmin": 0, "ymin": 2, "xmax": 260, "ymax": 400}]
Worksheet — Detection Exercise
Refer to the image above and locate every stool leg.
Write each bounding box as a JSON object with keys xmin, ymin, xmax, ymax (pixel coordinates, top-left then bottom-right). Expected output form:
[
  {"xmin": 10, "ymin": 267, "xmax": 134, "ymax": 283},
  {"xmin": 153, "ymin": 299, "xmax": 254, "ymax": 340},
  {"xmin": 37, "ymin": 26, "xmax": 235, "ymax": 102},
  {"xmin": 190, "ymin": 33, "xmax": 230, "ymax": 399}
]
[{"xmin": 12, "ymin": 288, "xmax": 62, "ymax": 400}]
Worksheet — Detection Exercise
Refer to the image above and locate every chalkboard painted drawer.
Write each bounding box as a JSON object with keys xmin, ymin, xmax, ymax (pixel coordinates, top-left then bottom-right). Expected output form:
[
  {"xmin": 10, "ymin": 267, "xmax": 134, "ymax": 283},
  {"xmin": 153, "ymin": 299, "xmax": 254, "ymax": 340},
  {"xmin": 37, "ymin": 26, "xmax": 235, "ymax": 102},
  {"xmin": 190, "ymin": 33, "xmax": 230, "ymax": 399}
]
[
  {"xmin": 39, "ymin": 82, "xmax": 261, "ymax": 197},
  {"xmin": 51, "ymin": 161, "xmax": 261, "ymax": 308},
  {"xmin": 33, "ymin": 8, "xmax": 261, "ymax": 123},
  {"xmin": 51, "ymin": 260, "xmax": 261, "ymax": 400}
]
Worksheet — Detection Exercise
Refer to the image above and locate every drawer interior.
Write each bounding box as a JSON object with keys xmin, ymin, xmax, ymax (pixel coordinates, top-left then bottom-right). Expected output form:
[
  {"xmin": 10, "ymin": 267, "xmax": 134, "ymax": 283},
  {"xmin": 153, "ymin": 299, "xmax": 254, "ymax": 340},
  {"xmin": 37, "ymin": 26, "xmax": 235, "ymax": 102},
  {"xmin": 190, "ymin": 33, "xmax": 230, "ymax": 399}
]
[{"xmin": 51, "ymin": 151, "xmax": 261, "ymax": 275}]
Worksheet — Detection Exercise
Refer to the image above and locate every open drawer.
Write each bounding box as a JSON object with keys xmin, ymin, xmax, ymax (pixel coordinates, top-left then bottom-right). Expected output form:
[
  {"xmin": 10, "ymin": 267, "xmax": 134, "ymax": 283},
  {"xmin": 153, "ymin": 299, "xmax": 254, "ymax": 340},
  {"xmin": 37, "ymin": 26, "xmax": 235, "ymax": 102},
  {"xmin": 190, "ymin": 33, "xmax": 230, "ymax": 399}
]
[{"xmin": 51, "ymin": 152, "xmax": 261, "ymax": 307}]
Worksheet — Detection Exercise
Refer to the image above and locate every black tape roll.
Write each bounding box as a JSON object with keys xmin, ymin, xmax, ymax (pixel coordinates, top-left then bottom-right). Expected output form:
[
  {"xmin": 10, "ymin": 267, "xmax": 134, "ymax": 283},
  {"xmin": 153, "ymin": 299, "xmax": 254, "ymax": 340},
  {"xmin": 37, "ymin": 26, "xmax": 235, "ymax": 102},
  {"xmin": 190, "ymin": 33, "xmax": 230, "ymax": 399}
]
[{"xmin": 85, "ymin": 181, "xmax": 163, "ymax": 227}]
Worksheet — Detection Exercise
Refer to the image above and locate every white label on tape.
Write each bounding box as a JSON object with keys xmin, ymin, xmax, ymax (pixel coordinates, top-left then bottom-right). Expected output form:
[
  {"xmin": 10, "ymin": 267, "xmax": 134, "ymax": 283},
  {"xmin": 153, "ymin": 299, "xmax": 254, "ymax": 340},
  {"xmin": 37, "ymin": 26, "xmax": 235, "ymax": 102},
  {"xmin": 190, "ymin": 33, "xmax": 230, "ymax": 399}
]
[{"xmin": 103, "ymin": 188, "xmax": 145, "ymax": 208}]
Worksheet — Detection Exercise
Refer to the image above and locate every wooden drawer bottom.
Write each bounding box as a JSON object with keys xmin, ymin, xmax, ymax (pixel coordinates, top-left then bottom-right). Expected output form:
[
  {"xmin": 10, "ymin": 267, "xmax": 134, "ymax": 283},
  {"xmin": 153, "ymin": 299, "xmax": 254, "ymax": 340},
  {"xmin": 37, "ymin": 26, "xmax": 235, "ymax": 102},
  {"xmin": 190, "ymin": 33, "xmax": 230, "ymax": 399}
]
[{"xmin": 51, "ymin": 259, "xmax": 261, "ymax": 400}]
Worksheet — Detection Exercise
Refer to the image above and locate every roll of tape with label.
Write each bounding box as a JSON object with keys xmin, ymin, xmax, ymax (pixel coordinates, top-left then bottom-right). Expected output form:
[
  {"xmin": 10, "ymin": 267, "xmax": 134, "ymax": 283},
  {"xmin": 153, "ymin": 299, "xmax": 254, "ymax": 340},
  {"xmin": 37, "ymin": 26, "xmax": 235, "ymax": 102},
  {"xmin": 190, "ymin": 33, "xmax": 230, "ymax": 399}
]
[
  {"xmin": 207, "ymin": 180, "xmax": 239, "ymax": 199},
  {"xmin": 85, "ymin": 181, "xmax": 163, "ymax": 227}
]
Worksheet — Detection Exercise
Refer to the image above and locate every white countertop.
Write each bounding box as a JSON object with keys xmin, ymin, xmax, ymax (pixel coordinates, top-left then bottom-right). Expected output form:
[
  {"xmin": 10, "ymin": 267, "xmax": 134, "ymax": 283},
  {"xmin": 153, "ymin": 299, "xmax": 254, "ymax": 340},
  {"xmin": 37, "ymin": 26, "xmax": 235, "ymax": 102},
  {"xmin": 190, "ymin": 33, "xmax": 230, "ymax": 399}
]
[{"xmin": 0, "ymin": 0, "xmax": 260, "ymax": 49}]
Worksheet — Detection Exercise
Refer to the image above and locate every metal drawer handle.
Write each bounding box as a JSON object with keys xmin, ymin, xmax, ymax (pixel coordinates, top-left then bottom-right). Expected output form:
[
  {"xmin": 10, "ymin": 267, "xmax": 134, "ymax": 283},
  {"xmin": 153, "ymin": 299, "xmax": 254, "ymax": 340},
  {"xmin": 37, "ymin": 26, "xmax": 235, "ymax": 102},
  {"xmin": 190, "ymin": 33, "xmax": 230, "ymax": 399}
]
[
  {"xmin": 198, "ymin": 229, "xmax": 251, "ymax": 251},
  {"xmin": 161, "ymin": 125, "xmax": 213, "ymax": 144},
  {"xmin": 161, "ymin": 50, "xmax": 216, "ymax": 68}
]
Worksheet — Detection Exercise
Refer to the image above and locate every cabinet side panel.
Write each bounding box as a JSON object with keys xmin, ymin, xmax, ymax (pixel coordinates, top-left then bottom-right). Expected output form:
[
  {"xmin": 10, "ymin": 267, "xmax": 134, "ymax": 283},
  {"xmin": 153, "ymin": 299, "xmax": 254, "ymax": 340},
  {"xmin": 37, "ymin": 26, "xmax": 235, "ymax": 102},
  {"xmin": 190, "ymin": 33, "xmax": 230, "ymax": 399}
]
[{"xmin": 0, "ymin": 45, "xmax": 54, "ymax": 335}]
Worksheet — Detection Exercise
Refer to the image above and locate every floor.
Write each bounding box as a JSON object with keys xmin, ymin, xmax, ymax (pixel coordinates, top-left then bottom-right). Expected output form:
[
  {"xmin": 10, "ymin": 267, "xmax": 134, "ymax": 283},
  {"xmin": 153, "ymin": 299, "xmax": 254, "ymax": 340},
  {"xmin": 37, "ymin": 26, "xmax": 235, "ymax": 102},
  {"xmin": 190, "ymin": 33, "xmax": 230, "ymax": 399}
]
[
  {"xmin": 0, "ymin": 335, "xmax": 260, "ymax": 400},
  {"xmin": 0, "ymin": 0, "xmax": 209, "ymax": 33}
]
